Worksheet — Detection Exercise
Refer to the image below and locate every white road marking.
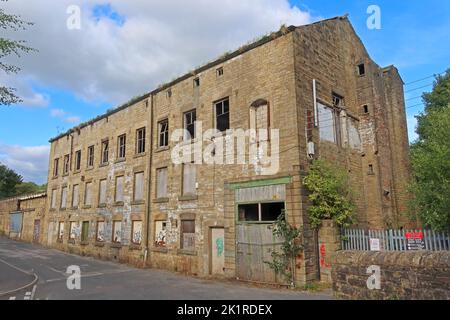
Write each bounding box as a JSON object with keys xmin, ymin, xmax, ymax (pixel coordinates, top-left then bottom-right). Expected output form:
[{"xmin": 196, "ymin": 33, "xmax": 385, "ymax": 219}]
[
  {"xmin": 24, "ymin": 292, "xmax": 31, "ymax": 300},
  {"xmin": 9, "ymin": 296, "xmax": 16, "ymax": 300},
  {"xmin": 30, "ymin": 285, "xmax": 37, "ymax": 300}
]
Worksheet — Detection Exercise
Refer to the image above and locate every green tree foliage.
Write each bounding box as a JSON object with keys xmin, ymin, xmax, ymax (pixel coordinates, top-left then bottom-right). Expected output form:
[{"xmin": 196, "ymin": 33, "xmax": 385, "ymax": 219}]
[
  {"xmin": 302, "ymin": 160, "xmax": 355, "ymax": 229},
  {"xmin": 14, "ymin": 181, "xmax": 46, "ymax": 195},
  {"xmin": 1, "ymin": 0, "xmax": 36, "ymax": 105},
  {"xmin": 410, "ymin": 70, "xmax": 450, "ymax": 231},
  {"xmin": 264, "ymin": 211, "xmax": 303, "ymax": 287},
  {"xmin": 0, "ymin": 162, "xmax": 22, "ymax": 199}
]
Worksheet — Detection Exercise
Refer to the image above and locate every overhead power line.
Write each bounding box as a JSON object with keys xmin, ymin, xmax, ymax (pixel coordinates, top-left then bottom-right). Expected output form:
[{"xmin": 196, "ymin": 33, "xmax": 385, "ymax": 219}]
[
  {"xmin": 403, "ymin": 70, "xmax": 447, "ymax": 86},
  {"xmin": 404, "ymin": 83, "xmax": 433, "ymax": 93}
]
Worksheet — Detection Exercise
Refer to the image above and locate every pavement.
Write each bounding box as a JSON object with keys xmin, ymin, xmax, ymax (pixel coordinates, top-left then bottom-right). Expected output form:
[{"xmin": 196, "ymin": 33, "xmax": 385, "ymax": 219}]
[{"xmin": 0, "ymin": 236, "xmax": 333, "ymax": 300}]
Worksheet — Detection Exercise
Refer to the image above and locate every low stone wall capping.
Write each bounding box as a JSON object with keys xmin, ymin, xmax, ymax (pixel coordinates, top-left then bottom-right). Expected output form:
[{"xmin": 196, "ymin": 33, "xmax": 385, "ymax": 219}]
[{"xmin": 330, "ymin": 250, "xmax": 450, "ymax": 300}]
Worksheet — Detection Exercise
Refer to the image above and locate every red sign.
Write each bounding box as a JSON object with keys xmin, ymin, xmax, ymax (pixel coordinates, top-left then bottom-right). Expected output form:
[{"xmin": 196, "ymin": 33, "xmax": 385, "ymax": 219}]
[
  {"xmin": 405, "ymin": 232, "xmax": 424, "ymax": 240},
  {"xmin": 405, "ymin": 232, "xmax": 425, "ymax": 250}
]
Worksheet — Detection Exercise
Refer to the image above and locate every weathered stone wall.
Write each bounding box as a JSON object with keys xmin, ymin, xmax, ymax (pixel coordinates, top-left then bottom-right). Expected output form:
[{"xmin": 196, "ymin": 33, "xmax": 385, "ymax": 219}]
[
  {"xmin": 331, "ymin": 251, "xmax": 450, "ymax": 300},
  {"xmin": 19, "ymin": 195, "xmax": 47, "ymax": 243},
  {"xmin": 0, "ymin": 197, "xmax": 19, "ymax": 235}
]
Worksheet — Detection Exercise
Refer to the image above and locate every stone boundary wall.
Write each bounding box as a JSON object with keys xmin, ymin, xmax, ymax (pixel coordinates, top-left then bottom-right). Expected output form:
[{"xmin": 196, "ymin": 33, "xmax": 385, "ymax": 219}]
[{"xmin": 331, "ymin": 251, "xmax": 449, "ymax": 300}]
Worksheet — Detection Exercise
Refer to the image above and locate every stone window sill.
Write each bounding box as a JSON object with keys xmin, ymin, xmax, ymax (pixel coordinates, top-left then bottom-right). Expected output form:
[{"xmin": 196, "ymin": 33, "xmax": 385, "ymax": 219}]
[
  {"xmin": 98, "ymin": 203, "xmax": 107, "ymax": 208},
  {"xmin": 99, "ymin": 162, "xmax": 109, "ymax": 168},
  {"xmin": 114, "ymin": 158, "xmax": 126, "ymax": 164},
  {"xmin": 114, "ymin": 201, "xmax": 124, "ymax": 207},
  {"xmin": 73, "ymin": 170, "xmax": 81, "ymax": 174},
  {"xmin": 68, "ymin": 239, "xmax": 76, "ymax": 244},
  {"xmin": 60, "ymin": 208, "xmax": 66, "ymax": 211},
  {"xmin": 82, "ymin": 205, "xmax": 92, "ymax": 209},
  {"xmin": 152, "ymin": 246, "xmax": 168, "ymax": 253},
  {"xmin": 80, "ymin": 241, "xmax": 89, "ymax": 246},
  {"xmin": 95, "ymin": 241, "xmax": 105, "ymax": 247},
  {"xmin": 49, "ymin": 208, "xmax": 56, "ymax": 212},
  {"xmin": 131, "ymin": 200, "xmax": 145, "ymax": 205},
  {"xmin": 155, "ymin": 146, "xmax": 169, "ymax": 153},
  {"xmin": 86, "ymin": 167, "xmax": 94, "ymax": 172},
  {"xmin": 70, "ymin": 206, "xmax": 78, "ymax": 210},
  {"xmin": 179, "ymin": 195, "xmax": 198, "ymax": 201},
  {"xmin": 129, "ymin": 244, "xmax": 142, "ymax": 250},
  {"xmin": 134, "ymin": 152, "xmax": 146, "ymax": 159},
  {"xmin": 110, "ymin": 242, "xmax": 122, "ymax": 248},
  {"xmin": 153, "ymin": 197, "xmax": 169, "ymax": 203},
  {"xmin": 57, "ymin": 238, "xmax": 63, "ymax": 243},
  {"xmin": 63, "ymin": 173, "xmax": 69, "ymax": 177},
  {"xmin": 177, "ymin": 249, "xmax": 197, "ymax": 256}
]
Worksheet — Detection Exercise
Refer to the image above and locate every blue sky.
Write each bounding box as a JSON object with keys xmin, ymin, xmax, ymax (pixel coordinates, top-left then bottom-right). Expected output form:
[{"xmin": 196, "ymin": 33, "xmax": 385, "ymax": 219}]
[{"xmin": 0, "ymin": 0, "xmax": 449, "ymax": 183}]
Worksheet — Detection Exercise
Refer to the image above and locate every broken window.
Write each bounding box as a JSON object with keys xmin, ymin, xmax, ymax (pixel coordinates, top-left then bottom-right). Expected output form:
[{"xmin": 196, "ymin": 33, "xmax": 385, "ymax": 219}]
[
  {"xmin": 193, "ymin": 77, "xmax": 200, "ymax": 87},
  {"xmin": 75, "ymin": 150, "xmax": 81, "ymax": 171},
  {"xmin": 156, "ymin": 167, "xmax": 168, "ymax": 199},
  {"xmin": 117, "ymin": 134, "xmax": 126, "ymax": 159},
  {"xmin": 101, "ymin": 140, "xmax": 109, "ymax": 164},
  {"xmin": 181, "ymin": 220, "xmax": 195, "ymax": 250},
  {"xmin": 238, "ymin": 202, "xmax": 285, "ymax": 222},
  {"xmin": 87, "ymin": 145, "xmax": 94, "ymax": 167},
  {"xmin": 215, "ymin": 98, "xmax": 230, "ymax": 132},
  {"xmin": 99, "ymin": 179, "xmax": 107, "ymax": 205},
  {"xmin": 58, "ymin": 221, "xmax": 64, "ymax": 240},
  {"xmin": 96, "ymin": 221, "xmax": 105, "ymax": 242},
  {"xmin": 184, "ymin": 109, "xmax": 196, "ymax": 140},
  {"xmin": 72, "ymin": 184, "xmax": 79, "ymax": 208},
  {"xmin": 182, "ymin": 163, "xmax": 196, "ymax": 196},
  {"xmin": 53, "ymin": 158, "xmax": 59, "ymax": 177},
  {"xmin": 63, "ymin": 154, "xmax": 70, "ymax": 174},
  {"xmin": 332, "ymin": 93, "xmax": 344, "ymax": 108},
  {"xmin": 51, "ymin": 189, "xmax": 57, "ymax": 209},
  {"xmin": 216, "ymin": 67, "xmax": 224, "ymax": 77},
  {"xmin": 131, "ymin": 221, "xmax": 142, "ymax": 245},
  {"xmin": 84, "ymin": 182, "xmax": 93, "ymax": 206},
  {"xmin": 112, "ymin": 221, "xmax": 122, "ymax": 243},
  {"xmin": 61, "ymin": 187, "xmax": 67, "ymax": 209},
  {"xmin": 358, "ymin": 63, "xmax": 366, "ymax": 76},
  {"xmin": 318, "ymin": 103, "xmax": 336, "ymax": 143},
  {"xmin": 134, "ymin": 172, "xmax": 144, "ymax": 201},
  {"xmin": 154, "ymin": 221, "xmax": 167, "ymax": 247},
  {"xmin": 136, "ymin": 127, "xmax": 146, "ymax": 154},
  {"xmin": 81, "ymin": 221, "xmax": 89, "ymax": 242},
  {"xmin": 348, "ymin": 118, "xmax": 362, "ymax": 150},
  {"xmin": 69, "ymin": 221, "xmax": 77, "ymax": 240},
  {"xmin": 115, "ymin": 176, "xmax": 124, "ymax": 203},
  {"xmin": 158, "ymin": 119, "xmax": 169, "ymax": 147}
]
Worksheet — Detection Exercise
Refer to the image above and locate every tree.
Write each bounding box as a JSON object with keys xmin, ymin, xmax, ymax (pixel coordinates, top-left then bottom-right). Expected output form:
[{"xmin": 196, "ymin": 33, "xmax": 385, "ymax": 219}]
[
  {"xmin": 14, "ymin": 181, "xmax": 46, "ymax": 195},
  {"xmin": 302, "ymin": 160, "xmax": 355, "ymax": 229},
  {"xmin": 410, "ymin": 70, "xmax": 450, "ymax": 231},
  {"xmin": 0, "ymin": 162, "xmax": 22, "ymax": 199},
  {"xmin": 1, "ymin": 0, "xmax": 36, "ymax": 106}
]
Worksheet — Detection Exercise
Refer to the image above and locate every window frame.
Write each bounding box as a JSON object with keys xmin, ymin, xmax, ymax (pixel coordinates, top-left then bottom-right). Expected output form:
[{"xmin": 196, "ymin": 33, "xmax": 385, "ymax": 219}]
[
  {"xmin": 131, "ymin": 220, "xmax": 143, "ymax": 245},
  {"xmin": 112, "ymin": 220, "xmax": 122, "ymax": 243},
  {"xmin": 60, "ymin": 186, "xmax": 68, "ymax": 209},
  {"xmin": 183, "ymin": 109, "xmax": 196, "ymax": 141},
  {"xmin": 53, "ymin": 158, "xmax": 59, "ymax": 177},
  {"xmin": 117, "ymin": 134, "xmax": 126, "ymax": 159},
  {"xmin": 133, "ymin": 171, "xmax": 145, "ymax": 202},
  {"xmin": 98, "ymin": 179, "xmax": 107, "ymax": 205},
  {"xmin": 182, "ymin": 162, "xmax": 196, "ymax": 196},
  {"xmin": 236, "ymin": 201, "xmax": 285, "ymax": 224},
  {"xmin": 87, "ymin": 145, "xmax": 94, "ymax": 168},
  {"xmin": 84, "ymin": 181, "xmax": 93, "ymax": 206},
  {"xmin": 74, "ymin": 150, "xmax": 81, "ymax": 171},
  {"xmin": 180, "ymin": 219, "xmax": 195, "ymax": 251},
  {"xmin": 63, "ymin": 154, "xmax": 70, "ymax": 175},
  {"xmin": 81, "ymin": 221, "xmax": 89, "ymax": 242},
  {"xmin": 214, "ymin": 98, "xmax": 230, "ymax": 132},
  {"xmin": 115, "ymin": 175, "xmax": 124, "ymax": 203},
  {"xmin": 158, "ymin": 119, "xmax": 169, "ymax": 148},
  {"xmin": 136, "ymin": 127, "xmax": 146, "ymax": 154},
  {"xmin": 57, "ymin": 221, "xmax": 65, "ymax": 240},
  {"xmin": 101, "ymin": 139, "xmax": 109, "ymax": 164},
  {"xmin": 72, "ymin": 184, "xmax": 79, "ymax": 208}
]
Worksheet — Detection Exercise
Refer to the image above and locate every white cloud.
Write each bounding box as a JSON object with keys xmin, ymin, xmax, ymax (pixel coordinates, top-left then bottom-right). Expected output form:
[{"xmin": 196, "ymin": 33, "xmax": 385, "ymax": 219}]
[
  {"xmin": 50, "ymin": 108, "xmax": 65, "ymax": 117},
  {"xmin": 50, "ymin": 108, "xmax": 81, "ymax": 124},
  {"xmin": 2, "ymin": 0, "xmax": 314, "ymax": 106},
  {"xmin": 0, "ymin": 143, "xmax": 50, "ymax": 184},
  {"xmin": 65, "ymin": 116, "xmax": 81, "ymax": 124}
]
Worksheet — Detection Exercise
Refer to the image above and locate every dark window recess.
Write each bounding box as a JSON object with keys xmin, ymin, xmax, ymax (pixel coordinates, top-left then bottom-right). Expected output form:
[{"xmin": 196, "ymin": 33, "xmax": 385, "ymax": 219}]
[
  {"xmin": 358, "ymin": 63, "xmax": 366, "ymax": 76},
  {"xmin": 217, "ymin": 67, "xmax": 223, "ymax": 77},
  {"xmin": 75, "ymin": 151, "xmax": 81, "ymax": 171},
  {"xmin": 238, "ymin": 204, "xmax": 259, "ymax": 222},
  {"xmin": 193, "ymin": 78, "xmax": 200, "ymax": 87},
  {"xmin": 181, "ymin": 220, "xmax": 195, "ymax": 250},
  {"xmin": 118, "ymin": 134, "xmax": 126, "ymax": 158},
  {"xmin": 184, "ymin": 110, "xmax": 196, "ymax": 140},
  {"xmin": 101, "ymin": 140, "xmax": 109, "ymax": 164},
  {"xmin": 332, "ymin": 93, "xmax": 344, "ymax": 108},
  {"xmin": 167, "ymin": 89, "xmax": 172, "ymax": 98},
  {"xmin": 63, "ymin": 155, "xmax": 70, "ymax": 174},
  {"xmin": 261, "ymin": 202, "xmax": 285, "ymax": 222},
  {"xmin": 215, "ymin": 99, "xmax": 230, "ymax": 132},
  {"xmin": 368, "ymin": 164, "xmax": 374, "ymax": 175},
  {"xmin": 136, "ymin": 127, "xmax": 146, "ymax": 154},
  {"xmin": 87, "ymin": 146, "xmax": 94, "ymax": 167},
  {"xmin": 363, "ymin": 105, "xmax": 369, "ymax": 114},
  {"xmin": 158, "ymin": 119, "xmax": 169, "ymax": 147}
]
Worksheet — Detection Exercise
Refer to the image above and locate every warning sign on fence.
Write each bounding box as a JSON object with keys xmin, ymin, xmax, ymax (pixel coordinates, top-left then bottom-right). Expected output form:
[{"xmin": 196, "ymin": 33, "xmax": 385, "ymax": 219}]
[{"xmin": 405, "ymin": 232, "xmax": 425, "ymax": 250}]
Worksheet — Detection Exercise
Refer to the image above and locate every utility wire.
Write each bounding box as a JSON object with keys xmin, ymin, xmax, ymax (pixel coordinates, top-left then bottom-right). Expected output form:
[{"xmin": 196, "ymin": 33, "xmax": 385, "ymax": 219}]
[
  {"xmin": 404, "ymin": 83, "xmax": 433, "ymax": 93},
  {"xmin": 404, "ymin": 71, "xmax": 447, "ymax": 86}
]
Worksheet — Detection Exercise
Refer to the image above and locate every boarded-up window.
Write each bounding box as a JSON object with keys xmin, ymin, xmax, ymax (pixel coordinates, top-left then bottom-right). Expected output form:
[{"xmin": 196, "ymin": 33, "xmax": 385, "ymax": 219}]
[
  {"xmin": 69, "ymin": 221, "xmax": 78, "ymax": 239},
  {"xmin": 96, "ymin": 221, "xmax": 105, "ymax": 242},
  {"xmin": 182, "ymin": 163, "xmax": 196, "ymax": 196},
  {"xmin": 51, "ymin": 189, "xmax": 57, "ymax": 209},
  {"xmin": 112, "ymin": 221, "xmax": 122, "ymax": 243},
  {"xmin": 154, "ymin": 221, "xmax": 167, "ymax": 247},
  {"xmin": 250, "ymin": 103, "xmax": 269, "ymax": 144},
  {"xmin": 61, "ymin": 187, "xmax": 67, "ymax": 209},
  {"xmin": 72, "ymin": 185, "xmax": 79, "ymax": 207},
  {"xmin": 58, "ymin": 222, "xmax": 64, "ymax": 240},
  {"xmin": 318, "ymin": 102, "xmax": 341, "ymax": 144},
  {"xmin": 115, "ymin": 176, "xmax": 124, "ymax": 202},
  {"xmin": 81, "ymin": 221, "xmax": 89, "ymax": 242},
  {"xmin": 85, "ymin": 182, "xmax": 93, "ymax": 206},
  {"xmin": 99, "ymin": 179, "xmax": 107, "ymax": 205},
  {"xmin": 348, "ymin": 118, "xmax": 362, "ymax": 150},
  {"xmin": 181, "ymin": 220, "xmax": 195, "ymax": 250},
  {"xmin": 134, "ymin": 172, "xmax": 144, "ymax": 201},
  {"xmin": 132, "ymin": 221, "xmax": 142, "ymax": 244},
  {"xmin": 156, "ymin": 167, "xmax": 168, "ymax": 199}
]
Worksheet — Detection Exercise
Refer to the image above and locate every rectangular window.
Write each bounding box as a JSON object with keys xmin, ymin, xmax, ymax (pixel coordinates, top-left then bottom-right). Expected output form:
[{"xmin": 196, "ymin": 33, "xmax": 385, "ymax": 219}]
[
  {"xmin": 131, "ymin": 221, "xmax": 142, "ymax": 245},
  {"xmin": 115, "ymin": 176, "xmax": 124, "ymax": 203},
  {"xmin": 158, "ymin": 119, "xmax": 169, "ymax": 147},
  {"xmin": 358, "ymin": 63, "xmax": 366, "ymax": 76},
  {"xmin": 53, "ymin": 158, "xmax": 59, "ymax": 177},
  {"xmin": 69, "ymin": 221, "xmax": 77, "ymax": 240},
  {"xmin": 238, "ymin": 202, "xmax": 285, "ymax": 222},
  {"xmin": 215, "ymin": 98, "xmax": 230, "ymax": 132},
  {"xmin": 182, "ymin": 163, "xmax": 196, "ymax": 196},
  {"xmin": 154, "ymin": 221, "xmax": 167, "ymax": 247},
  {"xmin": 117, "ymin": 134, "xmax": 126, "ymax": 159},
  {"xmin": 96, "ymin": 221, "xmax": 105, "ymax": 242},
  {"xmin": 156, "ymin": 167, "xmax": 168, "ymax": 199},
  {"xmin": 216, "ymin": 67, "xmax": 223, "ymax": 77},
  {"xmin": 58, "ymin": 222, "xmax": 64, "ymax": 240},
  {"xmin": 84, "ymin": 182, "xmax": 93, "ymax": 206},
  {"xmin": 51, "ymin": 189, "xmax": 57, "ymax": 209},
  {"xmin": 136, "ymin": 127, "xmax": 146, "ymax": 154},
  {"xmin": 184, "ymin": 109, "xmax": 196, "ymax": 140},
  {"xmin": 181, "ymin": 220, "xmax": 195, "ymax": 250},
  {"xmin": 75, "ymin": 150, "xmax": 81, "ymax": 171},
  {"xmin": 99, "ymin": 179, "xmax": 107, "ymax": 205},
  {"xmin": 87, "ymin": 145, "xmax": 94, "ymax": 167},
  {"xmin": 101, "ymin": 140, "xmax": 109, "ymax": 164},
  {"xmin": 81, "ymin": 221, "xmax": 89, "ymax": 242},
  {"xmin": 318, "ymin": 102, "xmax": 341, "ymax": 145},
  {"xmin": 63, "ymin": 155, "xmax": 70, "ymax": 174},
  {"xmin": 72, "ymin": 185, "xmax": 79, "ymax": 207},
  {"xmin": 193, "ymin": 77, "xmax": 200, "ymax": 87},
  {"xmin": 60, "ymin": 186, "xmax": 67, "ymax": 209},
  {"xmin": 134, "ymin": 172, "xmax": 144, "ymax": 201},
  {"xmin": 112, "ymin": 221, "xmax": 122, "ymax": 243}
]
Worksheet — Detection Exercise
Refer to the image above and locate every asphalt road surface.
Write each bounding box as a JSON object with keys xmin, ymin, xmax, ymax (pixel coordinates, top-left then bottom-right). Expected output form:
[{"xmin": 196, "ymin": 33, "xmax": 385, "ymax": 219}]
[{"xmin": 0, "ymin": 236, "xmax": 333, "ymax": 300}]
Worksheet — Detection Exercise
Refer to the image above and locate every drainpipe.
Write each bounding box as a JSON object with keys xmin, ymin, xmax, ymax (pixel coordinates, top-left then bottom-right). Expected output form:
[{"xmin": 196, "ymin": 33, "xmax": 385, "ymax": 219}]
[
  {"xmin": 312, "ymin": 79, "xmax": 318, "ymax": 127},
  {"xmin": 143, "ymin": 94, "xmax": 154, "ymax": 265}
]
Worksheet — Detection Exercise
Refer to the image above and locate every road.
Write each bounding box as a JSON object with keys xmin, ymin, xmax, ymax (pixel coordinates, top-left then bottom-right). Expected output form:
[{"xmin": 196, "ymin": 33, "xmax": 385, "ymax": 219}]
[{"xmin": 0, "ymin": 236, "xmax": 333, "ymax": 300}]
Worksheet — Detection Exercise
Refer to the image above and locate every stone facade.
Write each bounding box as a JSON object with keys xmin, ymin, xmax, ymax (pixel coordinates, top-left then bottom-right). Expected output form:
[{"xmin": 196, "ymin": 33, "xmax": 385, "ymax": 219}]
[
  {"xmin": 0, "ymin": 16, "xmax": 413, "ymax": 285},
  {"xmin": 331, "ymin": 251, "xmax": 450, "ymax": 300}
]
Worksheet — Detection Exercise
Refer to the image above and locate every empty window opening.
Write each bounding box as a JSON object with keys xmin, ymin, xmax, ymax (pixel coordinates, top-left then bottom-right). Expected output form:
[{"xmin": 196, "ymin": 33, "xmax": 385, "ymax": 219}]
[
  {"xmin": 99, "ymin": 179, "xmax": 107, "ymax": 205},
  {"xmin": 358, "ymin": 63, "xmax": 366, "ymax": 76},
  {"xmin": 216, "ymin": 67, "xmax": 224, "ymax": 77},
  {"xmin": 368, "ymin": 164, "xmax": 374, "ymax": 175},
  {"xmin": 53, "ymin": 158, "xmax": 59, "ymax": 177},
  {"xmin": 215, "ymin": 98, "xmax": 230, "ymax": 132},
  {"xmin": 167, "ymin": 89, "xmax": 172, "ymax": 98},
  {"xmin": 75, "ymin": 150, "xmax": 81, "ymax": 171},
  {"xmin": 158, "ymin": 119, "xmax": 169, "ymax": 147},
  {"xmin": 238, "ymin": 202, "xmax": 285, "ymax": 222},
  {"xmin": 332, "ymin": 93, "xmax": 344, "ymax": 108},
  {"xmin": 363, "ymin": 105, "xmax": 369, "ymax": 114},
  {"xmin": 184, "ymin": 109, "xmax": 196, "ymax": 140},
  {"xmin": 193, "ymin": 78, "xmax": 200, "ymax": 87}
]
